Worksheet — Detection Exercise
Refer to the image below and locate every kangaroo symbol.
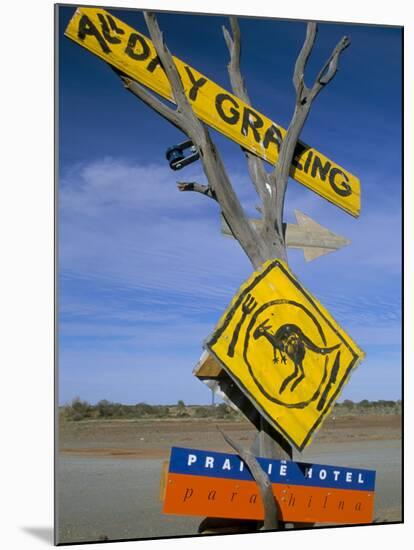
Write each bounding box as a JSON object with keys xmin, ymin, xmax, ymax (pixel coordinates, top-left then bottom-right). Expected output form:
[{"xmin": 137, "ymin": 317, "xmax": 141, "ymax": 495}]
[{"xmin": 253, "ymin": 319, "xmax": 340, "ymax": 394}]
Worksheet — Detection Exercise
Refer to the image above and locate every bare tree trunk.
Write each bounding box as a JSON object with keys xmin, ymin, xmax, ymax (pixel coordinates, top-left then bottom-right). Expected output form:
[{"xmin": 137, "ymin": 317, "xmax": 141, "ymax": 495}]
[
  {"xmin": 120, "ymin": 11, "xmax": 350, "ymax": 531},
  {"xmin": 222, "ymin": 17, "xmax": 349, "ymax": 466},
  {"xmin": 218, "ymin": 427, "xmax": 280, "ymax": 530}
]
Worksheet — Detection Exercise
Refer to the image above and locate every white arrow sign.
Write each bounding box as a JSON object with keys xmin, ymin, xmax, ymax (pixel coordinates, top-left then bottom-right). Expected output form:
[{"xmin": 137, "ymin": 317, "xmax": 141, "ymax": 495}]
[{"xmin": 221, "ymin": 209, "xmax": 351, "ymax": 262}]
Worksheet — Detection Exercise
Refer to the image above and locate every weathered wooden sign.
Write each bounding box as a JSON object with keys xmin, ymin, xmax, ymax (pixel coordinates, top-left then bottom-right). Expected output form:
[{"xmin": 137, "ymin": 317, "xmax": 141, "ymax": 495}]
[
  {"xmin": 65, "ymin": 7, "xmax": 361, "ymax": 217},
  {"xmin": 205, "ymin": 259, "xmax": 364, "ymax": 450},
  {"xmin": 163, "ymin": 447, "xmax": 375, "ymax": 524},
  {"xmin": 221, "ymin": 209, "xmax": 351, "ymax": 261},
  {"xmin": 193, "ymin": 351, "xmax": 262, "ymax": 427}
]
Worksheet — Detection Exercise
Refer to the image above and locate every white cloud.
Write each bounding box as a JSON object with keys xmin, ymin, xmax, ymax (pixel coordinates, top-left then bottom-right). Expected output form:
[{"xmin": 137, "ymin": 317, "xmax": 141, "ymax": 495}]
[
  {"xmin": 58, "ymin": 157, "xmax": 402, "ymax": 403},
  {"xmin": 59, "ymin": 157, "xmax": 257, "ymax": 315},
  {"xmin": 60, "ymin": 156, "xmax": 401, "ymax": 328}
]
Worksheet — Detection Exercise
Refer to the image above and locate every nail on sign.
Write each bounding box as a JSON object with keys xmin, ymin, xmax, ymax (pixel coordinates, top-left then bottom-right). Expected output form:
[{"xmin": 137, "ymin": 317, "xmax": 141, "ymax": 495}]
[
  {"xmin": 163, "ymin": 447, "xmax": 375, "ymax": 524},
  {"xmin": 205, "ymin": 259, "xmax": 364, "ymax": 451},
  {"xmin": 64, "ymin": 7, "xmax": 361, "ymax": 217}
]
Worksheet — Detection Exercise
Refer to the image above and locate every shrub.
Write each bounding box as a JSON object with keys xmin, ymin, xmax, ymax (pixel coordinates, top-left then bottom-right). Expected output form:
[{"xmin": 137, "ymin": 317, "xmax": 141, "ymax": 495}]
[
  {"xmin": 215, "ymin": 403, "xmax": 231, "ymax": 418},
  {"xmin": 153, "ymin": 405, "xmax": 169, "ymax": 417},
  {"xmin": 96, "ymin": 399, "xmax": 114, "ymax": 417},
  {"xmin": 194, "ymin": 406, "xmax": 210, "ymax": 418},
  {"xmin": 65, "ymin": 397, "xmax": 92, "ymax": 421},
  {"xmin": 134, "ymin": 402, "xmax": 154, "ymax": 416}
]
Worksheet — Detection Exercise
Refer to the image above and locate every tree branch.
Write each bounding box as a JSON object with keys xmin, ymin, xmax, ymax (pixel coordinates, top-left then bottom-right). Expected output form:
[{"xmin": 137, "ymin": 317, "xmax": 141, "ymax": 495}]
[
  {"xmin": 217, "ymin": 426, "xmax": 279, "ymax": 530},
  {"xmin": 142, "ymin": 11, "xmax": 269, "ymax": 268},
  {"xmin": 222, "ymin": 18, "xmax": 247, "ymax": 102},
  {"xmin": 177, "ymin": 181, "xmax": 217, "ymax": 200},
  {"xmin": 144, "ymin": 12, "xmax": 196, "ymax": 127},
  {"xmin": 222, "ymin": 18, "xmax": 269, "ymax": 203},
  {"xmin": 311, "ymin": 36, "xmax": 350, "ymax": 98},
  {"xmin": 293, "ymin": 22, "xmax": 316, "ymax": 102},
  {"xmin": 269, "ymin": 22, "xmax": 350, "ymax": 240},
  {"xmin": 120, "ymin": 76, "xmax": 183, "ymax": 130}
]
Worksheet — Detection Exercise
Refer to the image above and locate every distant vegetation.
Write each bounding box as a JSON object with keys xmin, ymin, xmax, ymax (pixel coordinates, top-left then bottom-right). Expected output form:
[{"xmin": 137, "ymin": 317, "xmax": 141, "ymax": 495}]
[
  {"xmin": 60, "ymin": 397, "xmax": 401, "ymax": 422},
  {"xmin": 334, "ymin": 399, "xmax": 401, "ymax": 417}
]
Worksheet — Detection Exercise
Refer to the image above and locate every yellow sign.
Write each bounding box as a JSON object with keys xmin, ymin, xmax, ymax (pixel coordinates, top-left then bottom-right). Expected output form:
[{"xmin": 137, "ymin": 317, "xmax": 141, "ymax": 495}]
[
  {"xmin": 206, "ymin": 260, "xmax": 364, "ymax": 450},
  {"xmin": 65, "ymin": 8, "xmax": 361, "ymax": 217}
]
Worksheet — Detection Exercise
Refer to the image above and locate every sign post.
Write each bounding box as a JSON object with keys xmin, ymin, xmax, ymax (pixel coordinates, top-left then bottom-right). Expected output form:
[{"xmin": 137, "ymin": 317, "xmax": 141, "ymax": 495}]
[
  {"xmin": 163, "ymin": 447, "xmax": 376, "ymax": 525},
  {"xmin": 65, "ymin": 7, "xmax": 367, "ymax": 530},
  {"xmin": 64, "ymin": 7, "xmax": 361, "ymax": 217},
  {"xmin": 221, "ymin": 209, "xmax": 351, "ymax": 262}
]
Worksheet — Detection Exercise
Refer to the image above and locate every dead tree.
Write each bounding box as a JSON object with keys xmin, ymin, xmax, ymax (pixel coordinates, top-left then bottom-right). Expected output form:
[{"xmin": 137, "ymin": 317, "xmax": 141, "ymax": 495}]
[{"xmin": 120, "ymin": 12, "xmax": 349, "ymax": 530}]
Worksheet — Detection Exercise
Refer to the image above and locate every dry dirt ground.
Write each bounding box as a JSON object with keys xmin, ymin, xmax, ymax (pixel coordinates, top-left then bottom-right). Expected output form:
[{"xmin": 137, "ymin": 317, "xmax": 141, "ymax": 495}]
[
  {"xmin": 57, "ymin": 415, "xmax": 402, "ymax": 544},
  {"xmin": 59, "ymin": 414, "xmax": 401, "ymax": 459}
]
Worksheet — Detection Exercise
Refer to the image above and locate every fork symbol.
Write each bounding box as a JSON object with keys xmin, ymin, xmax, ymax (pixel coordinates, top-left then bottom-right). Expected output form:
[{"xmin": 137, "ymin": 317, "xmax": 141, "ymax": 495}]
[{"xmin": 227, "ymin": 293, "xmax": 258, "ymax": 357}]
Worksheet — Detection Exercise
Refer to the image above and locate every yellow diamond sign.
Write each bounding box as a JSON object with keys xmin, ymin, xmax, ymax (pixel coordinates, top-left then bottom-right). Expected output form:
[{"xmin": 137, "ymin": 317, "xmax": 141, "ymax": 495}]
[{"xmin": 205, "ymin": 260, "xmax": 364, "ymax": 450}]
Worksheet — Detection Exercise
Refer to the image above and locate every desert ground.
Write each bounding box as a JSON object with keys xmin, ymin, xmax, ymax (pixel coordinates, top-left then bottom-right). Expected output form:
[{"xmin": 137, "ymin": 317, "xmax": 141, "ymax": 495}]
[{"xmin": 56, "ymin": 414, "xmax": 402, "ymax": 544}]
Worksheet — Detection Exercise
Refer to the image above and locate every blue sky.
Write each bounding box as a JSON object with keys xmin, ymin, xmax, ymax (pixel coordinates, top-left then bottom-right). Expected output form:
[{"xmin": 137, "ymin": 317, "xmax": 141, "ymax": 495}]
[{"xmin": 58, "ymin": 5, "xmax": 402, "ymax": 405}]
